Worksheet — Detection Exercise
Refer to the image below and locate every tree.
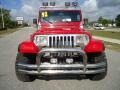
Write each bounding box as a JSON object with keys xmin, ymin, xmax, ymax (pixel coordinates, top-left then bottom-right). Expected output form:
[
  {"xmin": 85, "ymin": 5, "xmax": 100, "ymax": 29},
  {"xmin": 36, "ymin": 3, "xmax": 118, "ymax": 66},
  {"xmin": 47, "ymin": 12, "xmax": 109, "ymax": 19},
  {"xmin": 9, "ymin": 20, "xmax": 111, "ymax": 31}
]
[
  {"xmin": 8, "ymin": 21, "xmax": 18, "ymax": 28},
  {"xmin": 0, "ymin": 8, "xmax": 18, "ymax": 29},
  {"xmin": 0, "ymin": 8, "xmax": 11, "ymax": 28},
  {"xmin": 98, "ymin": 16, "xmax": 114, "ymax": 26},
  {"xmin": 111, "ymin": 20, "xmax": 115, "ymax": 25},
  {"xmin": 115, "ymin": 14, "xmax": 120, "ymax": 27},
  {"xmin": 98, "ymin": 16, "xmax": 103, "ymax": 24}
]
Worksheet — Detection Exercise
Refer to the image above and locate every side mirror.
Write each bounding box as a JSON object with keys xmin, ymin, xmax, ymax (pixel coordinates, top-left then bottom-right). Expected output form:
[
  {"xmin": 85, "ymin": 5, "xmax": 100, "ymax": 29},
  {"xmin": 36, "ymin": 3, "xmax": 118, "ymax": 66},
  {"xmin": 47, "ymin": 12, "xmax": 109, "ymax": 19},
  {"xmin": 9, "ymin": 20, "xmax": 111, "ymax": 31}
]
[{"xmin": 33, "ymin": 19, "xmax": 37, "ymax": 24}]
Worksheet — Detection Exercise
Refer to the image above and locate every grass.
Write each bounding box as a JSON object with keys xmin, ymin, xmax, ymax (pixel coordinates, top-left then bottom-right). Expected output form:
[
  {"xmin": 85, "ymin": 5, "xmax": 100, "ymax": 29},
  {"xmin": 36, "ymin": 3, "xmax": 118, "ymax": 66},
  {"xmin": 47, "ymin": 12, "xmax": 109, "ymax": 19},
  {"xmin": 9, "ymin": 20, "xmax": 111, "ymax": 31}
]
[
  {"xmin": 0, "ymin": 28, "xmax": 20, "ymax": 37},
  {"xmin": 87, "ymin": 30, "xmax": 120, "ymax": 52},
  {"xmin": 104, "ymin": 41, "xmax": 120, "ymax": 52},
  {"xmin": 88, "ymin": 30, "xmax": 120, "ymax": 40}
]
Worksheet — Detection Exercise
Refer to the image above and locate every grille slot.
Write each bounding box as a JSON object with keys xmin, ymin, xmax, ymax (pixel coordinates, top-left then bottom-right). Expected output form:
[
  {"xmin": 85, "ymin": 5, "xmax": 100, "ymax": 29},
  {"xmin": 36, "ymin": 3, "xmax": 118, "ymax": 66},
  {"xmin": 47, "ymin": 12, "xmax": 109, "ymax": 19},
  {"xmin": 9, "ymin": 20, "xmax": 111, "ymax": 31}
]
[{"xmin": 49, "ymin": 35, "xmax": 75, "ymax": 48}]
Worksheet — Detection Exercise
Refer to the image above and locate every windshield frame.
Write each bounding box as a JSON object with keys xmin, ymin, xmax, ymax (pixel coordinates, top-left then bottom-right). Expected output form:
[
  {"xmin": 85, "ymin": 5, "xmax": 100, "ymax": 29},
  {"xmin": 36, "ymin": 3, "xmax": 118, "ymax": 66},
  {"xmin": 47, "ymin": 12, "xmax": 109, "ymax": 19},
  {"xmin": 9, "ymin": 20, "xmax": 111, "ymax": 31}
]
[{"xmin": 39, "ymin": 10, "xmax": 82, "ymax": 23}]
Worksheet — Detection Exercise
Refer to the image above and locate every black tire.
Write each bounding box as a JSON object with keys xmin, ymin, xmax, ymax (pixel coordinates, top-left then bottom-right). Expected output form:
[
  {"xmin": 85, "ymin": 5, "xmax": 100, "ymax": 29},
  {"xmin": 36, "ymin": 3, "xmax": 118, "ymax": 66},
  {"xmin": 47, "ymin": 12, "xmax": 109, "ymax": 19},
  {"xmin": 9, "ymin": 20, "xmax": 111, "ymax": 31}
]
[
  {"xmin": 88, "ymin": 52, "xmax": 107, "ymax": 81},
  {"xmin": 15, "ymin": 53, "xmax": 36, "ymax": 82}
]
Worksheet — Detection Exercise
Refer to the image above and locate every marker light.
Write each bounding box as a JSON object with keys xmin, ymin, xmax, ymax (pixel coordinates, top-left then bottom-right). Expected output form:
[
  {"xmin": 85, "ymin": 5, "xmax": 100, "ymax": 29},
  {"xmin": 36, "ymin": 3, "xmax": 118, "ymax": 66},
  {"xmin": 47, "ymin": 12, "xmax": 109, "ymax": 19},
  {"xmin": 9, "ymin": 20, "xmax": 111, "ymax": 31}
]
[
  {"xmin": 42, "ymin": 2, "xmax": 48, "ymax": 6},
  {"xmin": 72, "ymin": 2, "xmax": 78, "ymax": 7},
  {"xmin": 50, "ymin": 2, "xmax": 55, "ymax": 6},
  {"xmin": 65, "ymin": 2, "xmax": 70, "ymax": 7}
]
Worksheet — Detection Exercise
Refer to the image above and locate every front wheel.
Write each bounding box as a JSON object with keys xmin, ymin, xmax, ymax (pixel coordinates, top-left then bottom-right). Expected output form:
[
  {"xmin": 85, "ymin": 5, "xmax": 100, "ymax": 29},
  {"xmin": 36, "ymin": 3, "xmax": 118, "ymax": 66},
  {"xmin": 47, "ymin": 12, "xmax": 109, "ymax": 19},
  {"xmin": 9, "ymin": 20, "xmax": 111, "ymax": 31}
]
[
  {"xmin": 88, "ymin": 52, "xmax": 107, "ymax": 81},
  {"xmin": 15, "ymin": 53, "xmax": 36, "ymax": 82}
]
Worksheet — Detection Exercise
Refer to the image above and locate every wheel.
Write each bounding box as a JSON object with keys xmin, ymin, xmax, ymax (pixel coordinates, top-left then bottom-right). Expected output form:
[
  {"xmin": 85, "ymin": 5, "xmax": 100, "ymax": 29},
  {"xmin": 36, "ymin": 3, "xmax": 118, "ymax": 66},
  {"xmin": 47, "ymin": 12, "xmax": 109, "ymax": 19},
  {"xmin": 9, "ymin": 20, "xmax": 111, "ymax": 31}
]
[
  {"xmin": 88, "ymin": 52, "xmax": 107, "ymax": 81},
  {"xmin": 15, "ymin": 53, "xmax": 36, "ymax": 82}
]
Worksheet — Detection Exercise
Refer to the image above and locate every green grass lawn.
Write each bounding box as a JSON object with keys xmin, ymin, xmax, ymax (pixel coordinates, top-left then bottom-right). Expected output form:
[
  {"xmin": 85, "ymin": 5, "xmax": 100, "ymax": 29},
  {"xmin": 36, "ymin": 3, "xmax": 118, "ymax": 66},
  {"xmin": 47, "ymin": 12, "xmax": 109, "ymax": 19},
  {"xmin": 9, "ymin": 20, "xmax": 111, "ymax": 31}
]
[
  {"xmin": 104, "ymin": 42, "xmax": 120, "ymax": 52},
  {"xmin": 0, "ymin": 28, "xmax": 19, "ymax": 36},
  {"xmin": 88, "ymin": 30, "xmax": 120, "ymax": 40},
  {"xmin": 87, "ymin": 30, "xmax": 120, "ymax": 52}
]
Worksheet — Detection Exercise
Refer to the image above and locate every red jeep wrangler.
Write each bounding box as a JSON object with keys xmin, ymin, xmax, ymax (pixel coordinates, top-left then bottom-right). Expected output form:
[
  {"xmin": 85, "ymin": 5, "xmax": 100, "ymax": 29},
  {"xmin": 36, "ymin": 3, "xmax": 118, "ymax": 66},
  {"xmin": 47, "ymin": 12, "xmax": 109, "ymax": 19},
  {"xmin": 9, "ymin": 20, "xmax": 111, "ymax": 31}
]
[{"xmin": 15, "ymin": 1, "xmax": 107, "ymax": 82}]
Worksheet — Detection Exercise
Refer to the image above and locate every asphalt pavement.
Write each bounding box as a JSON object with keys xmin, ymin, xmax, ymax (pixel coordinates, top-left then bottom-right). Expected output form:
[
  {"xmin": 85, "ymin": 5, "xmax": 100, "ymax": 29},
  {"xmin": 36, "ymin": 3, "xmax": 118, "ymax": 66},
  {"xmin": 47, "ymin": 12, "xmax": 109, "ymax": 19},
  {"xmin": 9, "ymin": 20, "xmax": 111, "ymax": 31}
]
[{"xmin": 0, "ymin": 27, "xmax": 120, "ymax": 90}]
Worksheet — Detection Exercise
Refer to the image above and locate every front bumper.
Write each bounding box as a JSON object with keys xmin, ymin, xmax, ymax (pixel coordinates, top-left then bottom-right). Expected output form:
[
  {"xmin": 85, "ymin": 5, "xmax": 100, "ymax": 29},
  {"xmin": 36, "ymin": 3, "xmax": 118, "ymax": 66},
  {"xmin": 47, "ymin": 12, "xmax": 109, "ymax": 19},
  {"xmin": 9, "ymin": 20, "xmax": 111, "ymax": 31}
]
[{"xmin": 16, "ymin": 48, "xmax": 106, "ymax": 75}]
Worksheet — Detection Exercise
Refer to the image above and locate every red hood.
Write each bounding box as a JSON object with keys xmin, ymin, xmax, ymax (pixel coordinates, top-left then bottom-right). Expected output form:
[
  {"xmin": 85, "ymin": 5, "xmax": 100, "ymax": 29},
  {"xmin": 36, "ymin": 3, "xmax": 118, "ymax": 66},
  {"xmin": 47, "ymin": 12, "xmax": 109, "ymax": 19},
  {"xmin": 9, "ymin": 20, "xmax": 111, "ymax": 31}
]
[
  {"xmin": 35, "ymin": 28, "xmax": 86, "ymax": 34},
  {"xmin": 34, "ymin": 22, "xmax": 89, "ymax": 35},
  {"xmin": 39, "ymin": 22, "xmax": 80, "ymax": 30},
  {"xmin": 31, "ymin": 28, "xmax": 92, "ymax": 41},
  {"xmin": 31, "ymin": 22, "xmax": 91, "ymax": 40}
]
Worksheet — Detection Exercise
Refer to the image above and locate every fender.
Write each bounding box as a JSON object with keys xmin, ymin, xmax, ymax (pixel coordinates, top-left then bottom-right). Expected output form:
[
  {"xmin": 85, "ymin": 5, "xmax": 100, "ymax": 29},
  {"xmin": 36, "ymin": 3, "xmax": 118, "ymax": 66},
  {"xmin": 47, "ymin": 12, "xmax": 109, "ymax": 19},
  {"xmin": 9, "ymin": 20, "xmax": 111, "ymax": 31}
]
[
  {"xmin": 18, "ymin": 41, "xmax": 39, "ymax": 54},
  {"xmin": 84, "ymin": 39, "xmax": 105, "ymax": 53}
]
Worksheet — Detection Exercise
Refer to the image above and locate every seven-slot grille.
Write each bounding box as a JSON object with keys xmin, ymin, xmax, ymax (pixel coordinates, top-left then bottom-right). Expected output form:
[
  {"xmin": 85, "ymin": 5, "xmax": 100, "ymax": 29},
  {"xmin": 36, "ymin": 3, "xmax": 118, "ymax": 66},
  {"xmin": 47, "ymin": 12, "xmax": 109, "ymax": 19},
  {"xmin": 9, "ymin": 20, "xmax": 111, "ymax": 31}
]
[{"xmin": 48, "ymin": 35, "xmax": 75, "ymax": 48}]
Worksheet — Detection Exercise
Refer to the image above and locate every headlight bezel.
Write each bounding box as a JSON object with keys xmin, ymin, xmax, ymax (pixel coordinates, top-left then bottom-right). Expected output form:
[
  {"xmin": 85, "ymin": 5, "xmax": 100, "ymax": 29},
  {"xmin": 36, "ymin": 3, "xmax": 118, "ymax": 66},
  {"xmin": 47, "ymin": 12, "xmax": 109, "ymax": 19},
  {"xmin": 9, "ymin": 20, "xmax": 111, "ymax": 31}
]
[
  {"xmin": 75, "ymin": 34, "xmax": 90, "ymax": 47},
  {"xmin": 34, "ymin": 35, "xmax": 48, "ymax": 46}
]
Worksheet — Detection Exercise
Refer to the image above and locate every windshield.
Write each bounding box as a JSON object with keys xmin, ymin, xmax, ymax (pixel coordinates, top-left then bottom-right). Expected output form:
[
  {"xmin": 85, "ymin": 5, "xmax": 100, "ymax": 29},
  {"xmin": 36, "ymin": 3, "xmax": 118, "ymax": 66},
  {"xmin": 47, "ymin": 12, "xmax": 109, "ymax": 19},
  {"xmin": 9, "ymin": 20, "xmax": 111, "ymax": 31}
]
[{"xmin": 40, "ymin": 11, "xmax": 81, "ymax": 23}]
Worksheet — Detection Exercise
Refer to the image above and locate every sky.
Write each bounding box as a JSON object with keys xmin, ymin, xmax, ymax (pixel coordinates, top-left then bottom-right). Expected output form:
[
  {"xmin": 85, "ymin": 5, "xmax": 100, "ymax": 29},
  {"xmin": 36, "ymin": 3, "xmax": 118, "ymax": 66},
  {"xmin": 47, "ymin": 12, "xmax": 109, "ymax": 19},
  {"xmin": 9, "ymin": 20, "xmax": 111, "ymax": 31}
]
[{"xmin": 1, "ymin": 0, "xmax": 120, "ymax": 23}]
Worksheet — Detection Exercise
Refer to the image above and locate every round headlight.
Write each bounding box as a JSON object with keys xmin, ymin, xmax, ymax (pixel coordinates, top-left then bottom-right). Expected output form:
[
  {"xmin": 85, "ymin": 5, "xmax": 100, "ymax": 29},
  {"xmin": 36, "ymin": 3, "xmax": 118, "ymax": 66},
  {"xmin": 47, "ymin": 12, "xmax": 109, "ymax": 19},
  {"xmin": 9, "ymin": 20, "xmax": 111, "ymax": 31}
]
[
  {"xmin": 76, "ymin": 34, "xmax": 89, "ymax": 48},
  {"xmin": 82, "ymin": 34, "xmax": 90, "ymax": 45},
  {"xmin": 34, "ymin": 35, "xmax": 48, "ymax": 46}
]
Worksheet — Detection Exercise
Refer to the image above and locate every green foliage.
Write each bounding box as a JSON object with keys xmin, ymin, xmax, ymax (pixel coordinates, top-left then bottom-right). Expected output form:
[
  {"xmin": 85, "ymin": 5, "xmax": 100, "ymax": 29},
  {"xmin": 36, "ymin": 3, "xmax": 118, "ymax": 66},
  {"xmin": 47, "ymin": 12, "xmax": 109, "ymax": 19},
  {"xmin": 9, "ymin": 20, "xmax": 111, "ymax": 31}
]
[
  {"xmin": 98, "ymin": 16, "xmax": 112, "ymax": 26},
  {"xmin": 0, "ymin": 8, "xmax": 18, "ymax": 29},
  {"xmin": 115, "ymin": 14, "xmax": 120, "ymax": 27},
  {"xmin": 88, "ymin": 30, "xmax": 120, "ymax": 40},
  {"xmin": 8, "ymin": 21, "xmax": 18, "ymax": 28},
  {"xmin": 23, "ymin": 23, "xmax": 29, "ymax": 27},
  {"xmin": 0, "ymin": 8, "xmax": 11, "ymax": 27},
  {"xmin": 98, "ymin": 16, "xmax": 103, "ymax": 24}
]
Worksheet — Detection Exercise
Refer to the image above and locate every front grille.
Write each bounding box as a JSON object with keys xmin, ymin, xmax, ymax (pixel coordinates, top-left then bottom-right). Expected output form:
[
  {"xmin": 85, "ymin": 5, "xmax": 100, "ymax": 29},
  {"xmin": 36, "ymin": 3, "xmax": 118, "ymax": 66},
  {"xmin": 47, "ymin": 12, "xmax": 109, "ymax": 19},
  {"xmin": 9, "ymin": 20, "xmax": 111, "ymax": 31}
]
[{"xmin": 48, "ymin": 35, "xmax": 75, "ymax": 48}]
